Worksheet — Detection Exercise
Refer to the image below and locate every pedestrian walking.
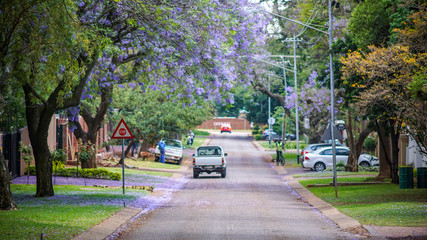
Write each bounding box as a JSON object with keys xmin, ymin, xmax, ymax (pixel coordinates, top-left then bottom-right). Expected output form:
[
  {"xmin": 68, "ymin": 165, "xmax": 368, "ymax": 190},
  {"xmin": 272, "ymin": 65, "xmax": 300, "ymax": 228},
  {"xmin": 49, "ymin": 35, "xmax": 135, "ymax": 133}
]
[
  {"xmin": 158, "ymin": 140, "xmax": 166, "ymax": 163},
  {"xmin": 131, "ymin": 140, "xmax": 139, "ymax": 157},
  {"xmin": 189, "ymin": 130, "xmax": 195, "ymax": 146}
]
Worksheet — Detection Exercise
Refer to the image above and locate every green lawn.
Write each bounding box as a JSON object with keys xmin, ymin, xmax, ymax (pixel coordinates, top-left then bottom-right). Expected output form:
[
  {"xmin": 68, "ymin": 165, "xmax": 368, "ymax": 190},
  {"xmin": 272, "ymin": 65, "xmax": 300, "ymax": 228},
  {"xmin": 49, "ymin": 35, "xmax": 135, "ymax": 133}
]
[
  {"xmin": 259, "ymin": 140, "xmax": 306, "ymax": 151},
  {"xmin": 183, "ymin": 137, "xmax": 208, "ymax": 149},
  {"xmin": 101, "ymin": 167, "xmax": 173, "ymax": 178},
  {"xmin": 272, "ymin": 152, "xmax": 300, "ymax": 167},
  {"xmin": 123, "ymin": 158, "xmax": 181, "ymax": 170},
  {"xmin": 2, "ymin": 184, "xmax": 146, "ymax": 240},
  {"xmin": 293, "ymin": 171, "xmax": 378, "ymax": 178},
  {"xmin": 298, "ymin": 177, "xmax": 427, "ymax": 227}
]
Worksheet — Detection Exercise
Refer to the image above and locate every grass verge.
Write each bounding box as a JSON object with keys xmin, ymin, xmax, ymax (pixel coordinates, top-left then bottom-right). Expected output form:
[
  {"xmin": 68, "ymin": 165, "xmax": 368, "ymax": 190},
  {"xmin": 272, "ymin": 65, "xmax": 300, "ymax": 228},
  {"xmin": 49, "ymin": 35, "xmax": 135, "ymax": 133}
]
[
  {"xmin": 272, "ymin": 152, "xmax": 300, "ymax": 167},
  {"xmin": 293, "ymin": 171, "xmax": 378, "ymax": 178},
  {"xmin": 183, "ymin": 137, "xmax": 208, "ymax": 149},
  {"xmin": 102, "ymin": 167, "xmax": 173, "ymax": 178},
  {"xmin": 2, "ymin": 184, "xmax": 146, "ymax": 240},
  {"xmin": 124, "ymin": 158, "xmax": 180, "ymax": 170},
  {"xmin": 298, "ymin": 177, "xmax": 427, "ymax": 227}
]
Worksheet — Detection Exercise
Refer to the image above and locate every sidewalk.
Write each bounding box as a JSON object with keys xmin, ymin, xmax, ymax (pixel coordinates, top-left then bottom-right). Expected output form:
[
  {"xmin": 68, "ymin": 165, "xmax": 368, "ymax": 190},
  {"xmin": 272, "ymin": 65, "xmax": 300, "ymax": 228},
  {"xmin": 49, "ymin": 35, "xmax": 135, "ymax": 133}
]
[{"xmin": 253, "ymin": 140, "xmax": 427, "ymax": 239}]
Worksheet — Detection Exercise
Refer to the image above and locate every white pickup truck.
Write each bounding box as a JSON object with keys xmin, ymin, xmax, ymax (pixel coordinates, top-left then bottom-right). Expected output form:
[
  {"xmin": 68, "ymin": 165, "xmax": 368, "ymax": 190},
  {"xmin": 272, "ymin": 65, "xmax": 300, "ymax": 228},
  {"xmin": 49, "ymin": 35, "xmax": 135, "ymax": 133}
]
[
  {"xmin": 192, "ymin": 146, "xmax": 227, "ymax": 178},
  {"xmin": 154, "ymin": 139, "xmax": 184, "ymax": 165}
]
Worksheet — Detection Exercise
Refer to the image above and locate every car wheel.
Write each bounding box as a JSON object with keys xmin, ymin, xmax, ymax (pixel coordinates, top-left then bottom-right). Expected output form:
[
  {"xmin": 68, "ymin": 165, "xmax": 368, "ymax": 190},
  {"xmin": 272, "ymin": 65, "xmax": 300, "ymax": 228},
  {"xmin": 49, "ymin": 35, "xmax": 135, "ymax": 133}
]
[
  {"xmin": 314, "ymin": 162, "xmax": 326, "ymax": 172},
  {"xmin": 359, "ymin": 161, "xmax": 370, "ymax": 167},
  {"xmin": 221, "ymin": 168, "xmax": 226, "ymax": 178},
  {"xmin": 177, "ymin": 158, "xmax": 182, "ymax": 165},
  {"xmin": 193, "ymin": 169, "xmax": 199, "ymax": 178}
]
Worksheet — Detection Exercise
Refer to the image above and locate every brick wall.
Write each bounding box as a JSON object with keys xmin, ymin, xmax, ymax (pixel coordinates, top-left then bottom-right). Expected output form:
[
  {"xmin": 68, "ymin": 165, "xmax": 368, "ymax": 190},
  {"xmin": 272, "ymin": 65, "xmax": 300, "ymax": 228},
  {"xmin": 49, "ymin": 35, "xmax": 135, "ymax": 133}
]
[{"xmin": 196, "ymin": 117, "xmax": 251, "ymax": 130}]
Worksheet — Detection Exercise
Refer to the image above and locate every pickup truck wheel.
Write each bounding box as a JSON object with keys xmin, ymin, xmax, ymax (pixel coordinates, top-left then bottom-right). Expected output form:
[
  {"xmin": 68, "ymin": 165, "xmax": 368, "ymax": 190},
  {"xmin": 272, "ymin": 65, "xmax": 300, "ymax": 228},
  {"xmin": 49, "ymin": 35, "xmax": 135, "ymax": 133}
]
[
  {"xmin": 221, "ymin": 169, "xmax": 226, "ymax": 178},
  {"xmin": 193, "ymin": 169, "xmax": 199, "ymax": 178},
  {"xmin": 359, "ymin": 161, "xmax": 370, "ymax": 167},
  {"xmin": 177, "ymin": 158, "xmax": 182, "ymax": 165}
]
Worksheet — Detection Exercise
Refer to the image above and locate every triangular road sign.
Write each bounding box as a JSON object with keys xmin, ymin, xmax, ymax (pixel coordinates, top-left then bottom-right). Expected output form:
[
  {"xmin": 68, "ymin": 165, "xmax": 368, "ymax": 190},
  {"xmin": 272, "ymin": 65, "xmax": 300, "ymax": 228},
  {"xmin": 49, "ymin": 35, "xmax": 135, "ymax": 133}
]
[
  {"xmin": 111, "ymin": 118, "xmax": 134, "ymax": 139},
  {"xmin": 321, "ymin": 123, "xmax": 343, "ymax": 141}
]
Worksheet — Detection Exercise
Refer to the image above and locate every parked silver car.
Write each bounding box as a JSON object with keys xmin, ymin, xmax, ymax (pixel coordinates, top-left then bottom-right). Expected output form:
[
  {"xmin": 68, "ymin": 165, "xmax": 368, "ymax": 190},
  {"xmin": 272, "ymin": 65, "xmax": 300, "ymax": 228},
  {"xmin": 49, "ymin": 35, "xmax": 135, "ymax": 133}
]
[
  {"xmin": 302, "ymin": 146, "xmax": 378, "ymax": 172},
  {"xmin": 300, "ymin": 142, "xmax": 342, "ymax": 162}
]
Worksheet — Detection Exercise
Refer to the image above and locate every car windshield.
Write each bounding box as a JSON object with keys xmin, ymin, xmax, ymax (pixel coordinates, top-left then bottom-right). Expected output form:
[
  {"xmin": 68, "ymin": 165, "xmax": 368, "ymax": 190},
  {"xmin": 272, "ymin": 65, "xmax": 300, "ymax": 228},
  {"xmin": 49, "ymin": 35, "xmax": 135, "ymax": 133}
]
[
  {"xmin": 198, "ymin": 147, "xmax": 222, "ymax": 156},
  {"xmin": 163, "ymin": 140, "xmax": 181, "ymax": 148}
]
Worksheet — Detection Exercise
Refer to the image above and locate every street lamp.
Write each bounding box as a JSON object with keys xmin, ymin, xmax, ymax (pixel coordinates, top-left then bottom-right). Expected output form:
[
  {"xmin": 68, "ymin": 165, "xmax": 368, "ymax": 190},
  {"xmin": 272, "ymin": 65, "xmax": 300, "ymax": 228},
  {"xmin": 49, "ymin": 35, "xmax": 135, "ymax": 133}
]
[{"xmin": 249, "ymin": 1, "xmax": 338, "ymax": 197}]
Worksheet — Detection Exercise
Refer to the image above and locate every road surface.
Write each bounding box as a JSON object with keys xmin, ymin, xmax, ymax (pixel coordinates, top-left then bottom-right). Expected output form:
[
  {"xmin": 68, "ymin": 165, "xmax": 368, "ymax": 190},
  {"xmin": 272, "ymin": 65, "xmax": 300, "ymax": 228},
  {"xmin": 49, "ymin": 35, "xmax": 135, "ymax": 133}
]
[{"xmin": 119, "ymin": 132, "xmax": 356, "ymax": 240}]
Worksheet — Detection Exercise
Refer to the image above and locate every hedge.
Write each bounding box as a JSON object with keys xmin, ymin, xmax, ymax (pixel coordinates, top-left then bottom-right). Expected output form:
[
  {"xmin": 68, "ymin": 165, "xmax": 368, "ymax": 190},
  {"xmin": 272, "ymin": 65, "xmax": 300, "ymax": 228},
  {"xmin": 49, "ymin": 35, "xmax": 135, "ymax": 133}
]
[{"xmin": 27, "ymin": 166, "xmax": 121, "ymax": 181}]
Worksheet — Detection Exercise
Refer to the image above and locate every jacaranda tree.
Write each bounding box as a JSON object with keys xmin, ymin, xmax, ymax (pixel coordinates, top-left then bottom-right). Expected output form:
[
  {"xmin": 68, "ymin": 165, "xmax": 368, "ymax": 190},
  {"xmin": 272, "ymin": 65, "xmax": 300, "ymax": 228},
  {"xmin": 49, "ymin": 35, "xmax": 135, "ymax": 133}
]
[{"xmin": 67, "ymin": 0, "xmax": 268, "ymax": 168}]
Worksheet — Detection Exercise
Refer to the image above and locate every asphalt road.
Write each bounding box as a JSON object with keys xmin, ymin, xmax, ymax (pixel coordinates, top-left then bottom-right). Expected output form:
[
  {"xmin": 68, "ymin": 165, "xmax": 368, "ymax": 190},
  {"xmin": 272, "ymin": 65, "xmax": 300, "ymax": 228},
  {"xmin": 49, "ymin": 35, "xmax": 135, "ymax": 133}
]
[{"xmin": 118, "ymin": 132, "xmax": 357, "ymax": 240}]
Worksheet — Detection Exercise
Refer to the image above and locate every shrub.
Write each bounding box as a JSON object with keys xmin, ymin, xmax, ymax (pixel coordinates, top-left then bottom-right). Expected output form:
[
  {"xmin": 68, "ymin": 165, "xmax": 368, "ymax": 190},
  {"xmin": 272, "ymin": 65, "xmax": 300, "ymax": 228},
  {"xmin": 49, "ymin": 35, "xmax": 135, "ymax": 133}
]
[
  {"xmin": 254, "ymin": 125, "xmax": 260, "ymax": 131},
  {"xmin": 364, "ymin": 136, "xmax": 377, "ymax": 153},
  {"xmin": 255, "ymin": 134, "xmax": 263, "ymax": 141},
  {"xmin": 251, "ymin": 130, "xmax": 259, "ymax": 135},
  {"xmin": 51, "ymin": 149, "xmax": 67, "ymax": 164},
  {"xmin": 26, "ymin": 166, "xmax": 121, "ymax": 181},
  {"xmin": 325, "ymin": 166, "xmax": 346, "ymax": 172},
  {"xmin": 359, "ymin": 166, "xmax": 379, "ymax": 172},
  {"xmin": 337, "ymin": 161, "xmax": 346, "ymax": 167}
]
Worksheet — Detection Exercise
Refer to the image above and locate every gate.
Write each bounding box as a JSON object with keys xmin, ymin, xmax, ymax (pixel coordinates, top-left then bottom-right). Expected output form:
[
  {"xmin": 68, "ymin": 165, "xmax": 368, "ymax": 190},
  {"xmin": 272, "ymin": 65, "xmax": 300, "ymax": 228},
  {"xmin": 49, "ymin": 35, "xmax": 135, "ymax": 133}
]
[{"xmin": 2, "ymin": 131, "xmax": 21, "ymax": 178}]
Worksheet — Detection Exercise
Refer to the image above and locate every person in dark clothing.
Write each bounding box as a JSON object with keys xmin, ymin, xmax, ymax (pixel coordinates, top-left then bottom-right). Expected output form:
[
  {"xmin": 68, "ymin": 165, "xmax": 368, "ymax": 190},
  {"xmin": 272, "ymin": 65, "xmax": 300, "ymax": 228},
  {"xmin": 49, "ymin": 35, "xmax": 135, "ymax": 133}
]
[
  {"xmin": 131, "ymin": 141, "xmax": 139, "ymax": 157},
  {"xmin": 158, "ymin": 141, "xmax": 166, "ymax": 163}
]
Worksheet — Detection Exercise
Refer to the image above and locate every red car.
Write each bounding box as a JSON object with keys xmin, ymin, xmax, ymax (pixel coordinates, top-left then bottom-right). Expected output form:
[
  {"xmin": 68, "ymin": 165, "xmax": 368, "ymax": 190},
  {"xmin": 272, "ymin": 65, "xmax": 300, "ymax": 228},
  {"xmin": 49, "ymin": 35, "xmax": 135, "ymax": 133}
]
[{"xmin": 220, "ymin": 124, "xmax": 232, "ymax": 133}]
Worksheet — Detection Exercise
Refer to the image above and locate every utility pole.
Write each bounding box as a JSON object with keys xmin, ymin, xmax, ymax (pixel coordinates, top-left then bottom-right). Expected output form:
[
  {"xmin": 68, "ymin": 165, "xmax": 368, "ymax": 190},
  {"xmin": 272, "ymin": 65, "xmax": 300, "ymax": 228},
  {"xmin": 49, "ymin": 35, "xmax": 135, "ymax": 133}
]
[
  {"xmin": 268, "ymin": 72, "xmax": 271, "ymax": 146},
  {"xmin": 293, "ymin": 36, "xmax": 300, "ymax": 164}
]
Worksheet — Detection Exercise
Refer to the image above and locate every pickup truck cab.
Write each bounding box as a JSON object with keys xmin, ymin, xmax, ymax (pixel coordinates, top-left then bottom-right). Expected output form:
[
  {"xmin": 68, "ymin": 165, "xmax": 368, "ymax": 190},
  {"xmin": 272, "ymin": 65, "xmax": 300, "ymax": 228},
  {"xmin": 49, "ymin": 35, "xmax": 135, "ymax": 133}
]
[
  {"xmin": 154, "ymin": 139, "xmax": 184, "ymax": 164},
  {"xmin": 192, "ymin": 146, "xmax": 227, "ymax": 178}
]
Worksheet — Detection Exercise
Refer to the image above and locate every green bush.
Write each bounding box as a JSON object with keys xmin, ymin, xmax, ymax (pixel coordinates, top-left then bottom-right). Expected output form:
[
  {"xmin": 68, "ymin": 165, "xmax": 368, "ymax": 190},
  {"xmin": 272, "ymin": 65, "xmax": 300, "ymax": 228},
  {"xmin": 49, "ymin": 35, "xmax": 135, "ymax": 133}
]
[
  {"xmin": 285, "ymin": 142, "xmax": 306, "ymax": 150},
  {"xmin": 251, "ymin": 130, "xmax": 259, "ymax": 135},
  {"xmin": 51, "ymin": 149, "xmax": 67, "ymax": 164},
  {"xmin": 254, "ymin": 125, "xmax": 260, "ymax": 131},
  {"xmin": 26, "ymin": 166, "xmax": 121, "ymax": 181},
  {"xmin": 359, "ymin": 166, "xmax": 379, "ymax": 172},
  {"xmin": 325, "ymin": 166, "xmax": 346, "ymax": 172},
  {"xmin": 364, "ymin": 136, "xmax": 377, "ymax": 152},
  {"xmin": 255, "ymin": 134, "xmax": 263, "ymax": 141},
  {"xmin": 337, "ymin": 161, "xmax": 346, "ymax": 167}
]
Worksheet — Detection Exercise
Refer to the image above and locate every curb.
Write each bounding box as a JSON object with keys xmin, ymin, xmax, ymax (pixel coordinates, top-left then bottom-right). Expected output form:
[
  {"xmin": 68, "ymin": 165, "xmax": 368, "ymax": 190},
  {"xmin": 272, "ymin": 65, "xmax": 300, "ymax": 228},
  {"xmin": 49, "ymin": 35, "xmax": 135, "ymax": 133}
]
[
  {"xmin": 72, "ymin": 207, "xmax": 141, "ymax": 240},
  {"xmin": 287, "ymin": 179, "xmax": 370, "ymax": 237},
  {"xmin": 72, "ymin": 151, "xmax": 199, "ymax": 240},
  {"xmin": 258, "ymin": 140, "xmax": 372, "ymax": 237}
]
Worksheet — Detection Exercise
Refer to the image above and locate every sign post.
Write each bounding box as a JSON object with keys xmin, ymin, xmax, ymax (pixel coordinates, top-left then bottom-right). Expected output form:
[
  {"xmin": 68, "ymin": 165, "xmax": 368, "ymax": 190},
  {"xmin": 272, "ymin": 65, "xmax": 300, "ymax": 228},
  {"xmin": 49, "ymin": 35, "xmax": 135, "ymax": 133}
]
[{"xmin": 111, "ymin": 118, "xmax": 134, "ymax": 194}]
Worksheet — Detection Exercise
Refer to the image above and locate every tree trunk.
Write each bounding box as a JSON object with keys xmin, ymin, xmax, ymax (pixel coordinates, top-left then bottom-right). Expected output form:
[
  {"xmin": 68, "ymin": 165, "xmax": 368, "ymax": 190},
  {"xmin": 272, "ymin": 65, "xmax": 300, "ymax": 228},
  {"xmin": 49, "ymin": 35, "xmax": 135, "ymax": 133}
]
[
  {"xmin": 0, "ymin": 71, "xmax": 17, "ymax": 209},
  {"xmin": 24, "ymin": 97, "xmax": 55, "ymax": 197},
  {"xmin": 0, "ymin": 154, "xmax": 17, "ymax": 210},
  {"xmin": 376, "ymin": 120, "xmax": 392, "ymax": 179},
  {"xmin": 72, "ymin": 85, "xmax": 113, "ymax": 169},
  {"xmin": 390, "ymin": 122, "xmax": 400, "ymax": 184},
  {"xmin": 345, "ymin": 111, "xmax": 358, "ymax": 172},
  {"xmin": 117, "ymin": 140, "xmax": 134, "ymax": 165},
  {"xmin": 345, "ymin": 112, "xmax": 374, "ymax": 172},
  {"xmin": 140, "ymin": 139, "xmax": 150, "ymax": 152}
]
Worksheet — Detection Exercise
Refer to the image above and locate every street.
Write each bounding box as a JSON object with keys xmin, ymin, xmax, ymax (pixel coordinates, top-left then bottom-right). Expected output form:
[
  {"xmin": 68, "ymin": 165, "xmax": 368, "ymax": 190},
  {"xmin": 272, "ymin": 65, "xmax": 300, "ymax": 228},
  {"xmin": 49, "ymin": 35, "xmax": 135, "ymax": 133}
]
[{"xmin": 119, "ymin": 132, "xmax": 356, "ymax": 240}]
